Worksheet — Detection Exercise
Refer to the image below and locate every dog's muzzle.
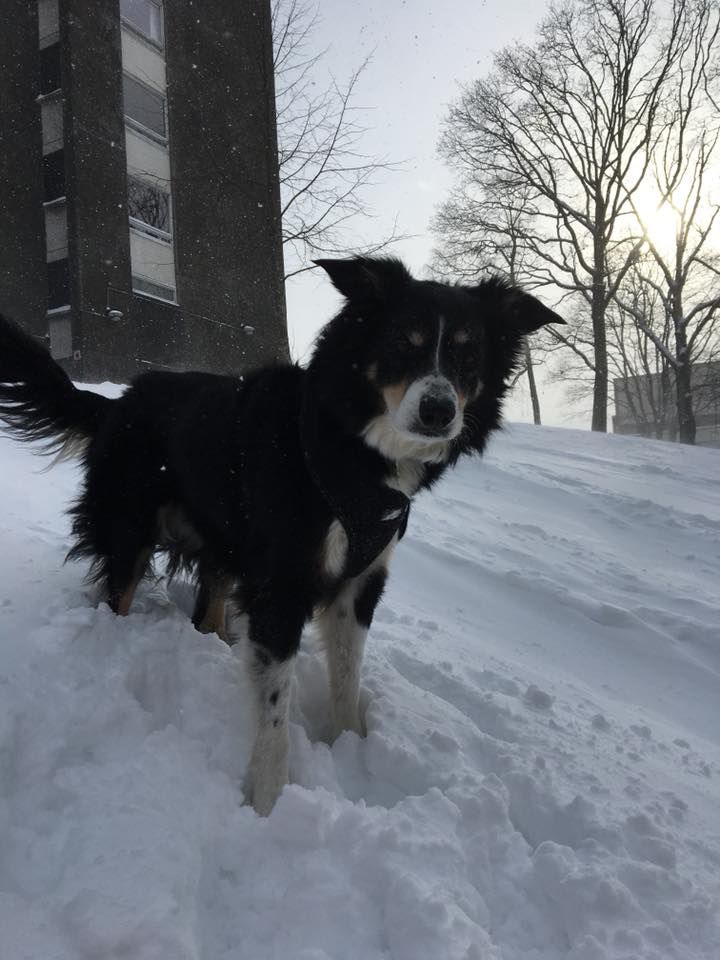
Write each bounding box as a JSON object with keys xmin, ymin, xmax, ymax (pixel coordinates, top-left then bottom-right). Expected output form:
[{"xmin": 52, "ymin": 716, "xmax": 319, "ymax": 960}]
[
  {"xmin": 418, "ymin": 393, "xmax": 456, "ymax": 432},
  {"xmin": 405, "ymin": 376, "xmax": 459, "ymax": 437}
]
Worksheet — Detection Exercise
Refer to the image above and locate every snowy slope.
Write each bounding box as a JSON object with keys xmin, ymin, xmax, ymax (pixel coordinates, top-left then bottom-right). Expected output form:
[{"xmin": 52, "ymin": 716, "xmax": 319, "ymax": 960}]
[{"xmin": 0, "ymin": 418, "xmax": 719, "ymax": 960}]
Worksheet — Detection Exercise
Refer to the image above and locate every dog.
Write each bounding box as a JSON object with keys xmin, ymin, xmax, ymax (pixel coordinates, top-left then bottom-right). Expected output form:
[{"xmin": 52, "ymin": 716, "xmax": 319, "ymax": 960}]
[{"xmin": 0, "ymin": 256, "xmax": 563, "ymax": 814}]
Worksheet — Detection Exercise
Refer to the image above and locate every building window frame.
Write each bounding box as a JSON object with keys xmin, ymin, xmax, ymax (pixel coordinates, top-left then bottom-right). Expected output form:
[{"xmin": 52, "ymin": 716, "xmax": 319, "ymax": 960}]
[
  {"xmin": 38, "ymin": 0, "xmax": 60, "ymax": 49},
  {"xmin": 44, "ymin": 201, "xmax": 68, "ymax": 262},
  {"xmin": 47, "ymin": 258, "xmax": 70, "ymax": 310},
  {"xmin": 127, "ymin": 175, "xmax": 173, "ymax": 242},
  {"xmin": 42, "ymin": 149, "xmax": 66, "ymax": 203},
  {"xmin": 131, "ymin": 275, "xmax": 177, "ymax": 304},
  {"xmin": 122, "ymin": 73, "xmax": 168, "ymax": 144},
  {"xmin": 39, "ymin": 42, "xmax": 62, "ymax": 96},
  {"xmin": 129, "ymin": 215, "xmax": 172, "ymax": 244},
  {"xmin": 40, "ymin": 92, "xmax": 64, "ymax": 154},
  {"xmin": 120, "ymin": 0, "xmax": 164, "ymax": 49}
]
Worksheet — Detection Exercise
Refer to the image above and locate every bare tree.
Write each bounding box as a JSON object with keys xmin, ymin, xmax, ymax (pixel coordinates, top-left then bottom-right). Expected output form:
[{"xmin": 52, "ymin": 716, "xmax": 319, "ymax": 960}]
[
  {"xmin": 432, "ymin": 180, "xmax": 547, "ymax": 423},
  {"xmin": 272, "ymin": 0, "xmax": 403, "ymax": 278},
  {"xmin": 439, "ymin": 0, "xmax": 693, "ymax": 431},
  {"xmin": 617, "ymin": 0, "xmax": 720, "ymax": 443},
  {"xmin": 608, "ymin": 261, "xmax": 675, "ymax": 438}
]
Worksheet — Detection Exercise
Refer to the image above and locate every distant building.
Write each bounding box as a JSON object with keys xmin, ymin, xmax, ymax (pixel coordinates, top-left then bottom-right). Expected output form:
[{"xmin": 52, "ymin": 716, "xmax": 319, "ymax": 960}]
[
  {"xmin": 613, "ymin": 361, "xmax": 720, "ymax": 446},
  {"xmin": 0, "ymin": 0, "xmax": 287, "ymax": 382}
]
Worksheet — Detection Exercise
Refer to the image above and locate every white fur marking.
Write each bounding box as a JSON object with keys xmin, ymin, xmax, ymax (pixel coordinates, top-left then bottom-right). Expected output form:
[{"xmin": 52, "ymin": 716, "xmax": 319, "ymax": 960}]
[
  {"xmin": 386, "ymin": 459, "xmax": 425, "ymax": 497},
  {"xmin": 245, "ymin": 657, "xmax": 294, "ymax": 816},
  {"xmin": 362, "ymin": 412, "xmax": 450, "ymax": 463},
  {"xmin": 323, "ymin": 518, "xmax": 349, "ymax": 577},
  {"xmin": 319, "ymin": 587, "xmax": 367, "ymax": 739},
  {"xmin": 317, "ymin": 536, "xmax": 396, "ymax": 740},
  {"xmin": 434, "ymin": 315, "xmax": 445, "ymax": 372}
]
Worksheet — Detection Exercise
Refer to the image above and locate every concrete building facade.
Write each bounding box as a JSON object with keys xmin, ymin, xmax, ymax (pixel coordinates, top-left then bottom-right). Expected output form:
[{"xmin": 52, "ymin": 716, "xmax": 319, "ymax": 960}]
[
  {"xmin": 0, "ymin": 0, "xmax": 287, "ymax": 381},
  {"xmin": 613, "ymin": 361, "xmax": 720, "ymax": 447}
]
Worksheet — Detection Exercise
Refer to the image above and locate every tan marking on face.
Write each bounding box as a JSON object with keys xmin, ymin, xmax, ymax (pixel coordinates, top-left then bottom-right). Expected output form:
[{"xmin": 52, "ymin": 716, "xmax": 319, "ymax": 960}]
[
  {"xmin": 408, "ymin": 330, "xmax": 426, "ymax": 347},
  {"xmin": 453, "ymin": 329, "xmax": 470, "ymax": 344},
  {"xmin": 366, "ymin": 362, "xmax": 378, "ymax": 382},
  {"xmin": 457, "ymin": 390, "xmax": 468, "ymax": 411},
  {"xmin": 382, "ymin": 381, "xmax": 409, "ymax": 413}
]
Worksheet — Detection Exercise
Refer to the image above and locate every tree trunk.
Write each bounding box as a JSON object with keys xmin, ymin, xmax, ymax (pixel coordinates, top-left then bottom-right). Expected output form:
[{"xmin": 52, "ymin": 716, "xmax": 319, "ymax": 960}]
[
  {"xmin": 675, "ymin": 343, "xmax": 696, "ymax": 444},
  {"xmin": 523, "ymin": 340, "xmax": 541, "ymax": 425},
  {"xmin": 657, "ymin": 366, "xmax": 671, "ymax": 440},
  {"xmin": 671, "ymin": 287, "xmax": 696, "ymax": 445},
  {"xmin": 591, "ymin": 293, "xmax": 608, "ymax": 431},
  {"xmin": 591, "ymin": 226, "xmax": 608, "ymax": 432}
]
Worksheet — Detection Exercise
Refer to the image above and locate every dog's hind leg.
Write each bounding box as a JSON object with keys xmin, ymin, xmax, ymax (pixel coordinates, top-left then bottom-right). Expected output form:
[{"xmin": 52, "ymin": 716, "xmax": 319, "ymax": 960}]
[
  {"xmin": 192, "ymin": 568, "xmax": 231, "ymax": 643},
  {"xmin": 243, "ymin": 589, "xmax": 308, "ymax": 816},
  {"xmin": 71, "ymin": 498, "xmax": 157, "ymax": 616},
  {"xmin": 109, "ymin": 543, "xmax": 155, "ymax": 616}
]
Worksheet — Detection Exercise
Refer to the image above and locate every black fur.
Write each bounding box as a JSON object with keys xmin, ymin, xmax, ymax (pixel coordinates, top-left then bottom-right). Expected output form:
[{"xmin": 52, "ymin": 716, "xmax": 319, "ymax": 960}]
[
  {"xmin": 0, "ymin": 320, "xmax": 111, "ymax": 453},
  {"xmin": 354, "ymin": 568, "xmax": 387, "ymax": 628},
  {"xmin": 0, "ymin": 257, "xmax": 563, "ymax": 665}
]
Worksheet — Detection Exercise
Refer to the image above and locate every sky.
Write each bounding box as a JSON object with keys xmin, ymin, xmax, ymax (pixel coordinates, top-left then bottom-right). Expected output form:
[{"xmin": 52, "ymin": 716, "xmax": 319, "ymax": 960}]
[{"xmin": 283, "ymin": 0, "xmax": 588, "ymax": 427}]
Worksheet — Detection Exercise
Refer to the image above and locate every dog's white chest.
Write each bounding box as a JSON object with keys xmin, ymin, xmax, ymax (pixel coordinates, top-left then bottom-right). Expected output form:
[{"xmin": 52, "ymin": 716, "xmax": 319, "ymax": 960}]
[{"xmin": 386, "ymin": 459, "xmax": 424, "ymax": 498}]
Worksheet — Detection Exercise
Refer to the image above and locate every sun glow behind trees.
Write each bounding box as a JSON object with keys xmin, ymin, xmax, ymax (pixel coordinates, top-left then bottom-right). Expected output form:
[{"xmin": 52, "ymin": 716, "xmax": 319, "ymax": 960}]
[
  {"xmin": 631, "ymin": 154, "xmax": 720, "ymax": 259},
  {"xmin": 632, "ymin": 185, "xmax": 684, "ymax": 255},
  {"xmin": 434, "ymin": 0, "xmax": 720, "ymax": 443}
]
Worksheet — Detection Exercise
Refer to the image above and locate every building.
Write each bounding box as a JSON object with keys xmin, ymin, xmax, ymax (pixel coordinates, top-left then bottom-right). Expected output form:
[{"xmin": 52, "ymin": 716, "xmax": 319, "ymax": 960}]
[
  {"xmin": 0, "ymin": 0, "xmax": 287, "ymax": 382},
  {"xmin": 613, "ymin": 361, "xmax": 720, "ymax": 446}
]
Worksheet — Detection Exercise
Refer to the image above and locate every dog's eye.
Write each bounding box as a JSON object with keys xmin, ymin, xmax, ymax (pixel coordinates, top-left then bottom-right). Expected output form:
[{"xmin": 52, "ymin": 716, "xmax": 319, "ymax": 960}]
[{"xmin": 394, "ymin": 330, "xmax": 424, "ymax": 350}]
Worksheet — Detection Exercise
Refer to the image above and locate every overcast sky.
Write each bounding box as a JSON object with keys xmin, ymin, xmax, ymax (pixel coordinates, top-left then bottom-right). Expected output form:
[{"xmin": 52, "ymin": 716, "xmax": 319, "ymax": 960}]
[{"xmin": 283, "ymin": 0, "xmax": 587, "ymax": 427}]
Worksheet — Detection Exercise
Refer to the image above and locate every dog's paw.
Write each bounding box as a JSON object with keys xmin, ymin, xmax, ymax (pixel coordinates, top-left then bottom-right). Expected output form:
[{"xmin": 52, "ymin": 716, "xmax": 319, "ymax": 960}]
[
  {"xmin": 242, "ymin": 775, "xmax": 286, "ymax": 817},
  {"xmin": 242, "ymin": 753, "xmax": 289, "ymax": 817},
  {"xmin": 330, "ymin": 709, "xmax": 367, "ymax": 743}
]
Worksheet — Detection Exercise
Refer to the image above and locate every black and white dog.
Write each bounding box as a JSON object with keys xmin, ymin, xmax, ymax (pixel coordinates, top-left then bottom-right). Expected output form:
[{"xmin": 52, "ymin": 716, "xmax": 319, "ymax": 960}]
[{"xmin": 0, "ymin": 257, "xmax": 563, "ymax": 814}]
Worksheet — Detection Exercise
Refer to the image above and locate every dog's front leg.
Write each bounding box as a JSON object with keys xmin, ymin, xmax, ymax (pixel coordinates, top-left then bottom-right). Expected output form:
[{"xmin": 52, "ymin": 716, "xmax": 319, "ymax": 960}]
[
  {"xmin": 244, "ymin": 599, "xmax": 304, "ymax": 816},
  {"xmin": 319, "ymin": 567, "xmax": 387, "ymax": 741}
]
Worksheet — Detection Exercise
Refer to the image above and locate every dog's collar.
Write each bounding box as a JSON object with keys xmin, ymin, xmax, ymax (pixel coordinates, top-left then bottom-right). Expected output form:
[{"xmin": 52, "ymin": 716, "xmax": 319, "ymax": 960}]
[{"xmin": 300, "ymin": 383, "xmax": 410, "ymax": 579}]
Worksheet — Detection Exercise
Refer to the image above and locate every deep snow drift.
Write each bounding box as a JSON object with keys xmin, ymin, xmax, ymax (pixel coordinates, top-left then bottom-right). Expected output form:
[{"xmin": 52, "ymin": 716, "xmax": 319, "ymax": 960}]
[{"xmin": 0, "ymin": 419, "xmax": 718, "ymax": 960}]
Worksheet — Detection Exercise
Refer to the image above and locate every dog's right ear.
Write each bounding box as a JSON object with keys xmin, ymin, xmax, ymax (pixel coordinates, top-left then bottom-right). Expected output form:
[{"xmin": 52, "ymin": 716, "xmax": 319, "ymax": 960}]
[{"xmin": 313, "ymin": 257, "xmax": 411, "ymax": 304}]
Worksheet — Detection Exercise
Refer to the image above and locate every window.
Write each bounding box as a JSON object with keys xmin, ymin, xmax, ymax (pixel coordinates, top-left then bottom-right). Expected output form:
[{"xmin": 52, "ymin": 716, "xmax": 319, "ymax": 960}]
[
  {"xmin": 48, "ymin": 308, "xmax": 72, "ymax": 360},
  {"xmin": 129, "ymin": 228, "xmax": 176, "ymax": 303},
  {"xmin": 47, "ymin": 259, "xmax": 70, "ymax": 310},
  {"xmin": 45, "ymin": 203, "xmax": 68, "ymax": 261},
  {"xmin": 132, "ymin": 275, "xmax": 176, "ymax": 302},
  {"xmin": 123, "ymin": 73, "xmax": 166, "ymax": 140},
  {"xmin": 41, "ymin": 96, "xmax": 63, "ymax": 154},
  {"xmin": 39, "ymin": 43, "xmax": 61, "ymax": 95},
  {"xmin": 38, "ymin": 0, "xmax": 60, "ymax": 48},
  {"xmin": 43, "ymin": 150, "xmax": 65, "ymax": 202},
  {"xmin": 127, "ymin": 175, "xmax": 171, "ymax": 239},
  {"xmin": 120, "ymin": 0, "xmax": 164, "ymax": 46}
]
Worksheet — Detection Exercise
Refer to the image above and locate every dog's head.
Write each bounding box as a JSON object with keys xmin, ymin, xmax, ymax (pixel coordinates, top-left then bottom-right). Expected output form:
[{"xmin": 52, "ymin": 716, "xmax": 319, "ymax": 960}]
[{"xmin": 309, "ymin": 256, "xmax": 564, "ymax": 462}]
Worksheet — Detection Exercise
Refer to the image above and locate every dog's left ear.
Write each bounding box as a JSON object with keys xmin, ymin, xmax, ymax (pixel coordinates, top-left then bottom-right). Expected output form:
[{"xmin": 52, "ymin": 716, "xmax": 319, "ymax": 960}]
[
  {"xmin": 473, "ymin": 279, "xmax": 565, "ymax": 334},
  {"xmin": 313, "ymin": 256, "xmax": 411, "ymax": 304}
]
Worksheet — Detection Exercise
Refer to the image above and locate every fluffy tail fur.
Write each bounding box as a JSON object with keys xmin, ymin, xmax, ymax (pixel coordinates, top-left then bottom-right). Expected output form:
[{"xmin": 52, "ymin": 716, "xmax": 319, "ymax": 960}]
[{"xmin": 0, "ymin": 314, "xmax": 113, "ymax": 460}]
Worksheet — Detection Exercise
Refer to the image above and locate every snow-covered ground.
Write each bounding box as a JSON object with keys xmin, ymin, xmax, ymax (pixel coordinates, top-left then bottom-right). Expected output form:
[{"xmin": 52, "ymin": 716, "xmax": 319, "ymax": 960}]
[{"xmin": 1, "ymin": 418, "xmax": 719, "ymax": 960}]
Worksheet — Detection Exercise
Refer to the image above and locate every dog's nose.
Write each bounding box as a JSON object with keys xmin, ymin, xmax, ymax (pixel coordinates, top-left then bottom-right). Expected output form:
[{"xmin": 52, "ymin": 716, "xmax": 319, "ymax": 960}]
[{"xmin": 419, "ymin": 395, "xmax": 456, "ymax": 431}]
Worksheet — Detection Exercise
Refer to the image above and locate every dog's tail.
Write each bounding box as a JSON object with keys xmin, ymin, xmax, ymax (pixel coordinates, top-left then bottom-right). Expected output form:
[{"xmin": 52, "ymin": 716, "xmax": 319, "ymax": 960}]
[{"xmin": 0, "ymin": 314, "xmax": 114, "ymax": 462}]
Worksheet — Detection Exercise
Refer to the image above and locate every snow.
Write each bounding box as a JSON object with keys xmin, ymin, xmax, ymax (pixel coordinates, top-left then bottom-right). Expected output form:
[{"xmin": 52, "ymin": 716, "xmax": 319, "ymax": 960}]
[{"xmin": 0, "ymin": 418, "xmax": 719, "ymax": 960}]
